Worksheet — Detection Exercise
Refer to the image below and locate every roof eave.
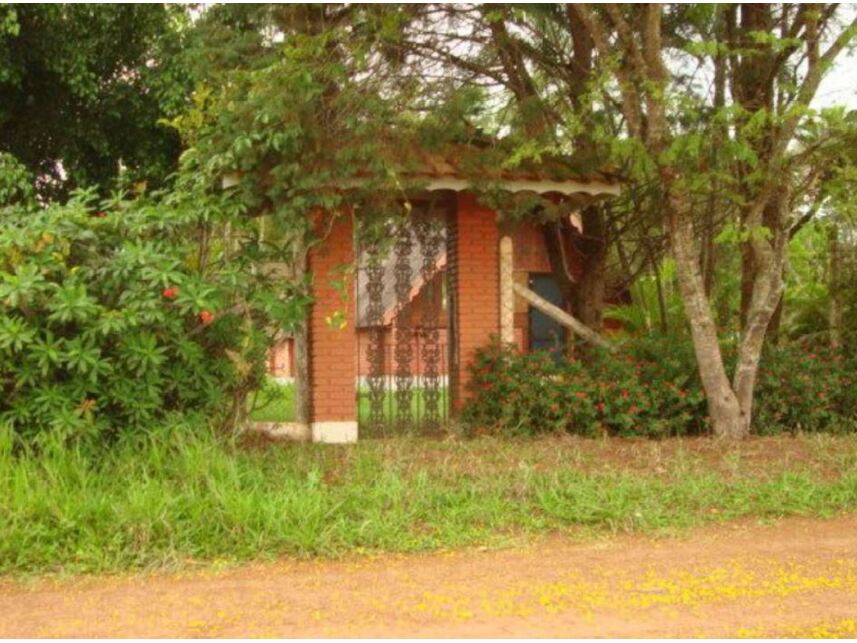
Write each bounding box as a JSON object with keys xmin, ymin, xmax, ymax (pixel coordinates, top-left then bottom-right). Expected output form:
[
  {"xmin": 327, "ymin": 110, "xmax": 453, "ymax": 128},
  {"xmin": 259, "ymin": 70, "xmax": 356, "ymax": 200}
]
[{"xmin": 421, "ymin": 176, "xmax": 621, "ymax": 197}]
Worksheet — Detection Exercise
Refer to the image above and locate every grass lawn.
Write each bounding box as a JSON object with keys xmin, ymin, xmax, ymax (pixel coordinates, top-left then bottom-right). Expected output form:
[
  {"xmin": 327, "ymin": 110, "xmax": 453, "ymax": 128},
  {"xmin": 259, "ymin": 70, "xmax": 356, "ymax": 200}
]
[
  {"xmin": 3, "ymin": 425, "xmax": 857, "ymax": 576},
  {"xmin": 248, "ymin": 381, "xmax": 295, "ymax": 422}
]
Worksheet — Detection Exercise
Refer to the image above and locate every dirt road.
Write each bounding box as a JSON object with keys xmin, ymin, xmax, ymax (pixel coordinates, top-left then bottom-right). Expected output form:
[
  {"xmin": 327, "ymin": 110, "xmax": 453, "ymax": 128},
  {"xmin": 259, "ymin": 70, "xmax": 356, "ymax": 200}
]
[{"xmin": 3, "ymin": 515, "xmax": 857, "ymax": 638}]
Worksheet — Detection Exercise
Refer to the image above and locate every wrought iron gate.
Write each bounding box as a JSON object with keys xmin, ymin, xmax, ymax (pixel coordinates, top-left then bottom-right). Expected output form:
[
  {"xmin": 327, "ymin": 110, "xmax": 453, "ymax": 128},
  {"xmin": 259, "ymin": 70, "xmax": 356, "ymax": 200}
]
[{"xmin": 356, "ymin": 201, "xmax": 452, "ymax": 435}]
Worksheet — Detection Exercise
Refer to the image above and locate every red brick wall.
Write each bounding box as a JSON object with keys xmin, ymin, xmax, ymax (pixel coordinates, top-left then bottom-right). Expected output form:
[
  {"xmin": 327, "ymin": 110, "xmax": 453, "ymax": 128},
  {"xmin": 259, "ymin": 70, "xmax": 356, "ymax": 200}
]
[
  {"xmin": 453, "ymin": 192, "xmax": 500, "ymax": 406},
  {"xmin": 307, "ymin": 213, "xmax": 357, "ymax": 423}
]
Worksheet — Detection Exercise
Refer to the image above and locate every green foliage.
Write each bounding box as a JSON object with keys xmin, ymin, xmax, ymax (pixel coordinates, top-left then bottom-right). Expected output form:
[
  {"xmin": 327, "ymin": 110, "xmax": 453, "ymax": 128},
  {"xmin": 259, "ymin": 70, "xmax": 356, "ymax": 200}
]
[
  {"xmin": 464, "ymin": 337, "xmax": 857, "ymax": 437},
  {"xmin": 783, "ymin": 222, "xmax": 833, "ymax": 339},
  {"xmin": 755, "ymin": 343, "xmax": 857, "ymax": 434},
  {"xmin": 604, "ymin": 259, "xmax": 686, "ymax": 335},
  {"xmin": 463, "ymin": 339, "xmax": 706, "ymax": 438},
  {"xmin": 0, "ymin": 189, "xmax": 305, "ymax": 445},
  {"xmin": 782, "ymin": 216, "xmax": 857, "ymax": 350},
  {"xmin": 0, "ymin": 4, "xmax": 187, "ymax": 198},
  {"xmin": 164, "ymin": 6, "xmax": 449, "ymax": 263},
  {"xmin": 0, "ymin": 152, "xmax": 33, "ymax": 206},
  {"xmin": 4, "ymin": 424, "xmax": 857, "ymax": 575}
]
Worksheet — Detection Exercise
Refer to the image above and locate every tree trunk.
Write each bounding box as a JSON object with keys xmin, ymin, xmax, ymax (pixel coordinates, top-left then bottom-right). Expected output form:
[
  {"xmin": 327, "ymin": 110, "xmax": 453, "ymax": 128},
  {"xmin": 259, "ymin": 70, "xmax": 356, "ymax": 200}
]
[
  {"xmin": 739, "ymin": 246, "xmax": 755, "ymax": 330},
  {"xmin": 829, "ymin": 223, "xmax": 843, "ymax": 351},
  {"xmin": 565, "ymin": 9, "xmax": 604, "ymax": 335},
  {"xmin": 767, "ymin": 294, "xmax": 784, "ymax": 344},
  {"xmin": 573, "ymin": 206, "xmax": 607, "ymax": 332},
  {"xmin": 733, "ymin": 4, "xmax": 777, "ymax": 334},
  {"xmin": 732, "ymin": 191, "xmax": 789, "ymax": 436},
  {"xmin": 701, "ymin": 9, "xmax": 727, "ymax": 299},
  {"xmin": 665, "ymin": 180, "xmax": 745, "ymax": 438},
  {"xmin": 542, "ymin": 220, "xmax": 576, "ymax": 305},
  {"xmin": 574, "ymin": 264, "xmax": 605, "ymax": 335},
  {"xmin": 292, "ymin": 241, "xmax": 311, "ymax": 426},
  {"xmin": 652, "ymin": 257, "xmax": 668, "ymax": 334}
]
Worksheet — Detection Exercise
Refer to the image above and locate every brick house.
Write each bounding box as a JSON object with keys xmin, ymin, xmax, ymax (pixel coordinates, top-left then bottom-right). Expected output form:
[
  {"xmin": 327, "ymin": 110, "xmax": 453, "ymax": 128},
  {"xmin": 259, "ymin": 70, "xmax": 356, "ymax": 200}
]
[{"xmin": 257, "ymin": 150, "xmax": 620, "ymax": 442}]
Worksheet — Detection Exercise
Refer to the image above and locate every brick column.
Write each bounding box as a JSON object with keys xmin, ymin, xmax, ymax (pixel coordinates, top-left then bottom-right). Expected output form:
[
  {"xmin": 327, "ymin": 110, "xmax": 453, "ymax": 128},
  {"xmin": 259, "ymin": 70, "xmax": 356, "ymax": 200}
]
[
  {"xmin": 453, "ymin": 192, "xmax": 500, "ymax": 407},
  {"xmin": 307, "ymin": 212, "xmax": 358, "ymax": 443}
]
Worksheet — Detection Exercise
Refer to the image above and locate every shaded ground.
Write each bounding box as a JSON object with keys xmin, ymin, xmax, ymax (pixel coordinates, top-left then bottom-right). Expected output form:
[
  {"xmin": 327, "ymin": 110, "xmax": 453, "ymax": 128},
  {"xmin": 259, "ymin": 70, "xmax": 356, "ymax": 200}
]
[{"xmin": 3, "ymin": 514, "xmax": 857, "ymax": 638}]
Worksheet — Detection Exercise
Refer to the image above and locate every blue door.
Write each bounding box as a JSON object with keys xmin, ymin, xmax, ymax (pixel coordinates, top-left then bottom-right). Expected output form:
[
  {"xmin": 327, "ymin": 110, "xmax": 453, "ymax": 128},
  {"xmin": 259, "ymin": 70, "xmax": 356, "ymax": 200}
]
[{"xmin": 528, "ymin": 274, "xmax": 566, "ymax": 360}]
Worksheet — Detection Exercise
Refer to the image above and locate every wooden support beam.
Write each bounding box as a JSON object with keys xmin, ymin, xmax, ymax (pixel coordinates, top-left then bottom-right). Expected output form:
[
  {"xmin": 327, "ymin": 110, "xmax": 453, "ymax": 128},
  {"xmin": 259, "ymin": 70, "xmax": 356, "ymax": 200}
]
[
  {"xmin": 513, "ymin": 281, "xmax": 614, "ymax": 352},
  {"xmin": 499, "ymin": 236, "xmax": 515, "ymax": 345}
]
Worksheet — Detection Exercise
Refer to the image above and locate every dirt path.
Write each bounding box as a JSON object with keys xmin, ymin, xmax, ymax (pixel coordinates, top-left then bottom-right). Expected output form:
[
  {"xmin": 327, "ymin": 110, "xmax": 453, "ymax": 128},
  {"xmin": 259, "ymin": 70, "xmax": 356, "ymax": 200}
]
[{"xmin": 3, "ymin": 515, "xmax": 857, "ymax": 638}]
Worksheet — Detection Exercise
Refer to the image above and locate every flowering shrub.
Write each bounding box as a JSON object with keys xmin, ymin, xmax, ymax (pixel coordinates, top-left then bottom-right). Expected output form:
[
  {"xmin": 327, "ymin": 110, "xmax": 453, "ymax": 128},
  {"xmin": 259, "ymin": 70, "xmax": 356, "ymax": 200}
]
[
  {"xmin": 463, "ymin": 337, "xmax": 857, "ymax": 437},
  {"xmin": 0, "ymin": 190, "xmax": 307, "ymax": 446},
  {"xmin": 462, "ymin": 338, "xmax": 706, "ymax": 438},
  {"xmin": 754, "ymin": 343, "xmax": 857, "ymax": 434}
]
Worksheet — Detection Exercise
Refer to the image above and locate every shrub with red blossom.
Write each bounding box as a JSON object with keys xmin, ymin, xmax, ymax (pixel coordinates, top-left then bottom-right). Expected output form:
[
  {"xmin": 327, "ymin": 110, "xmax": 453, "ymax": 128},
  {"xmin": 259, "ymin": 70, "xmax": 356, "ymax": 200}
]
[{"xmin": 463, "ymin": 335, "xmax": 857, "ymax": 437}]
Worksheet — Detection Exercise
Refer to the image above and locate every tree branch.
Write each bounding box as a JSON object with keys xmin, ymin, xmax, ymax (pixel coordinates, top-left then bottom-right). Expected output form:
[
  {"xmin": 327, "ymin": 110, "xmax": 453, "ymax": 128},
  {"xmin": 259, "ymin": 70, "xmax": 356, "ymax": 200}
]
[{"xmin": 572, "ymin": 4, "xmax": 644, "ymax": 139}]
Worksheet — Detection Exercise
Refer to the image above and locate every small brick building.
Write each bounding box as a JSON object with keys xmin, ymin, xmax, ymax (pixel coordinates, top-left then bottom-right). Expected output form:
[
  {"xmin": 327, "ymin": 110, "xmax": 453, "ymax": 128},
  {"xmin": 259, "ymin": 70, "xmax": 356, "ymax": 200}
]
[{"xmin": 269, "ymin": 155, "xmax": 619, "ymax": 442}]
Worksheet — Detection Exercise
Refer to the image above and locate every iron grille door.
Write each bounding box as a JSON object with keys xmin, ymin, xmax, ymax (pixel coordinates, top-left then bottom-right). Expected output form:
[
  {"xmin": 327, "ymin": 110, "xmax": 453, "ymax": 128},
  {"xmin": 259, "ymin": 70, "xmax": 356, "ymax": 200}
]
[{"xmin": 356, "ymin": 201, "xmax": 451, "ymax": 436}]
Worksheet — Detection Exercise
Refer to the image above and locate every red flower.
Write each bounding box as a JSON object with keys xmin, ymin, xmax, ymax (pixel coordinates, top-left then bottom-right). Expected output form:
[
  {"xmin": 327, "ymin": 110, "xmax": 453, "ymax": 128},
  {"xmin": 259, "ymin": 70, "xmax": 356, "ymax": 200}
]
[
  {"xmin": 621, "ymin": 389, "xmax": 630, "ymax": 399},
  {"xmin": 199, "ymin": 310, "xmax": 214, "ymax": 324},
  {"xmin": 162, "ymin": 287, "xmax": 179, "ymax": 299}
]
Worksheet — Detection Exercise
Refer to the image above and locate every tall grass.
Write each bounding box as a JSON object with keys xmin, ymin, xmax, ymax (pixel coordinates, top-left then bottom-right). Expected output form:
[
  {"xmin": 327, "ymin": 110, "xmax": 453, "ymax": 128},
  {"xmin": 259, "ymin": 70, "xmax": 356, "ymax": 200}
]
[{"xmin": 2, "ymin": 422, "xmax": 857, "ymax": 576}]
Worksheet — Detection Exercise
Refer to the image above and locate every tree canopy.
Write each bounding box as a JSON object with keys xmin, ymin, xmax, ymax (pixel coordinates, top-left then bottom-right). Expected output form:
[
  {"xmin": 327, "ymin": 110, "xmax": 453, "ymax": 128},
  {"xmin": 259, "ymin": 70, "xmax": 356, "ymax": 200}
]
[{"xmin": 0, "ymin": 4, "xmax": 187, "ymax": 199}]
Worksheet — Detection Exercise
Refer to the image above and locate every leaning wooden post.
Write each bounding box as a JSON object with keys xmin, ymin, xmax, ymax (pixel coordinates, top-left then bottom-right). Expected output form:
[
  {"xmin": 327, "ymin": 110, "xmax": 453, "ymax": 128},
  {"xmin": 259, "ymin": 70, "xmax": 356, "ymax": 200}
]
[
  {"xmin": 514, "ymin": 281, "xmax": 615, "ymax": 352},
  {"xmin": 499, "ymin": 235, "xmax": 515, "ymax": 346}
]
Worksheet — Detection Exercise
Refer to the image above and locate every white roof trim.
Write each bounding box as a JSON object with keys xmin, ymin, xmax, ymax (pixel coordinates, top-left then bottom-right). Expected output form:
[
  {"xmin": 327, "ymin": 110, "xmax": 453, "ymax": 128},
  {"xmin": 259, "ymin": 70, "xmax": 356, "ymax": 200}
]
[{"xmin": 422, "ymin": 176, "xmax": 621, "ymax": 197}]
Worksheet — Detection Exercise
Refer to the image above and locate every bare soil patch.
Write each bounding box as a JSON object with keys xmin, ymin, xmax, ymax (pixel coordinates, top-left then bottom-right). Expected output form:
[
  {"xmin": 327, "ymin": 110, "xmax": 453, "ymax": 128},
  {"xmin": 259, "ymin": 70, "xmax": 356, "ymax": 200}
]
[{"xmin": 3, "ymin": 514, "xmax": 857, "ymax": 638}]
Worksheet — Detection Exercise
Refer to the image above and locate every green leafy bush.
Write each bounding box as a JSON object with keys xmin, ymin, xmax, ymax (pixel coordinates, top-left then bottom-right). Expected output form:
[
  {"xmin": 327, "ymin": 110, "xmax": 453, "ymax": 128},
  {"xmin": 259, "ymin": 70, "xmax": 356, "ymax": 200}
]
[
  {"xmin": 754, "ymin": 343, "xmax": 857, "ymax": 434},
  {"xmin": 462, "ymin": 338, "xmax": 706, "ymax": 438},
  {"xmin": 464, "ymin": 337, "xmax": 857, "ymax": 437},
  {"xmin": 0, "ymin": 152, "xmax": 34, "ymax": 207},
  {"xmin": 0, "ymin": 189, "xmax": 304, "ymax": 446}
]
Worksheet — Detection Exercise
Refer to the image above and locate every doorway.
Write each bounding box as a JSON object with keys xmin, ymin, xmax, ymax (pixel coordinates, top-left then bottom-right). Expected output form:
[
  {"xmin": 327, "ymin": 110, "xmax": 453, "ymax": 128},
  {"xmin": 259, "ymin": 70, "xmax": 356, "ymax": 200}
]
[{"xmin": 528, "ymin": 273, "xmax": 567, "ymax": 360}]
